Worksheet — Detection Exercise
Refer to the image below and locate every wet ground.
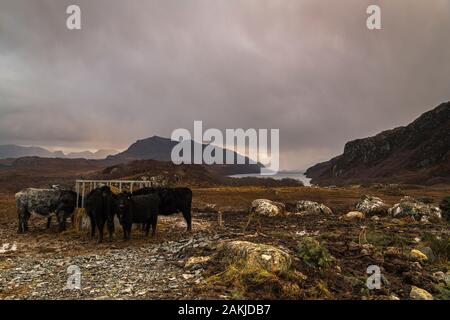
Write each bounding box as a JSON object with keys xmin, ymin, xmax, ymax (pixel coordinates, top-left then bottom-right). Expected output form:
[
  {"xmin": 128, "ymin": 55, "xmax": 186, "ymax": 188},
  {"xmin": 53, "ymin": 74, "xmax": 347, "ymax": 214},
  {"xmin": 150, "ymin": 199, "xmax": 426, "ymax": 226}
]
[{"xmin": 1, "ymin": 202, "xmax": 449, "ymax": 300}]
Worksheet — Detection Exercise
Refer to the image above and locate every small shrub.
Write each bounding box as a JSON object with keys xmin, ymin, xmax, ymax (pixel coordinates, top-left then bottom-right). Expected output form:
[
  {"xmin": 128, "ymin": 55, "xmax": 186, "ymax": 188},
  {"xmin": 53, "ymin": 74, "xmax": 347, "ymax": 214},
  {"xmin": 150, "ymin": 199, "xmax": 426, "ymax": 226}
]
[
  {"xmin": 440, "ymin": 196, "xmax": 450, "ymax": 223},
  {"xmin": 433, "ymin": 282, "xmax": 450, "ymax": 300},
  {"xmin": 295, "ymin": 237, "xmax": 334, "ymax": 268},
  {"xmin": 422, "ymin": 232, "xmax": 450, "ymax": 263},
  {"xmin": 366, "ymin": 230, "xmax": 408, "ymax": 249}
]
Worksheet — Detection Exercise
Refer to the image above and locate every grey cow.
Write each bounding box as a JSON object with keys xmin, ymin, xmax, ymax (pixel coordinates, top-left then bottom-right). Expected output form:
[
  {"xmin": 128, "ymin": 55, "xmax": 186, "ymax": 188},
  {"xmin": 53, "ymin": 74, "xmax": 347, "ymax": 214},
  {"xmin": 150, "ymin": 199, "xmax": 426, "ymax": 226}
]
[{"xmin": 15, "ymin": 187, "xmax": 78, "ymax": 233}]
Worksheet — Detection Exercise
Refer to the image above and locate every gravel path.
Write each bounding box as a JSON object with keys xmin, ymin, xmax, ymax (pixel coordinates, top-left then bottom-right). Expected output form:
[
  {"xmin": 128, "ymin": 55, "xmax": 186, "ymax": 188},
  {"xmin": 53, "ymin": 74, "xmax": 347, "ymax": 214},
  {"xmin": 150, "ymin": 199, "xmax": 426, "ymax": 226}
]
[{"xmin": 0, "ymin": 214, "xmax": 224, "ymax": 300}]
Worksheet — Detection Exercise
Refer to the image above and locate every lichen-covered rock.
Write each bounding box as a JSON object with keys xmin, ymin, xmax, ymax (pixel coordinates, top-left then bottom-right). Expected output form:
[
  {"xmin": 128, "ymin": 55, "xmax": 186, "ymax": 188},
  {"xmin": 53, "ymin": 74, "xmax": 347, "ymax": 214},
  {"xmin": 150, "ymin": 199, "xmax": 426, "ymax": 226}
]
[
  {"xmin": 388, "ymin": 196, "xmax": 442, "ymax": 221},
  {"xmin": 355, "ymin": 195, "xmax": 388, "ymax": 216},
  {"xmin": 418, "ymin": 247, "xmax": 435, "ymax": 263},
  {"xmin": 410, "ymin": 249, "xmax": 428, "ymax": 262},
  {"xmin": 295, "ymin": 200, "xmax": 332, "ymax": 215},
  {"xmin": 250, "ymin": 199, "xmax": 285, "ymax": 217},
  {"xmin": 410, "ymin": 286, "xmax": 433, "ymax": 300},
  {"xmin": 343, "ymin": 211, "xmax": 365, "ymax": 220},
  {"xmin": 217, "ymin": 240, "xmax": 291, "ymax": 272}
]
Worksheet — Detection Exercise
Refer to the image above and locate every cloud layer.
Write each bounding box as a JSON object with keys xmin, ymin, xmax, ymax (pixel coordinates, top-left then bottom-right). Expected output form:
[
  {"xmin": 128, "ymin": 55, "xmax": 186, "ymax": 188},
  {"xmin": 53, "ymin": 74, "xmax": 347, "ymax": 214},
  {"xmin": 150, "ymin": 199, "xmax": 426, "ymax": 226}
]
[{"xmin": 1, "ymin": 0, "xmax": 449, "ymax": 169}]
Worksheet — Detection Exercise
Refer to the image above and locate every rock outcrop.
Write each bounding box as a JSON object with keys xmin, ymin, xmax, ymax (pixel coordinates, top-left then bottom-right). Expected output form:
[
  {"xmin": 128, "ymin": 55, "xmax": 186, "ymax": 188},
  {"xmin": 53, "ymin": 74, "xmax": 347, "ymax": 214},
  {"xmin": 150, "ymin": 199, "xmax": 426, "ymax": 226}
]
[
  {"xmin": 306, "ymin": 102, "xmax": 450, "ymax": 185},
  {"xmin": 388, "ymin": 196, "xmax": 442, "ymax": 221},
  {"xmin": 410, "ymin": 286, "xmax": 433, "ymax": 300},
  {"xmin": 217, "ymin": 241, "xmax": 292, "ymax": 272},
  {"xmin": 250, "ymin": 199, "xmax": 286, "ymax": 217},
  {"xmin": 295, "ymin": 200, "xmax": 333, "ymax": 215},
  {"xmin": 343, "ymin": 211, "xmax": 365, "ymax": 220},
  {"xmin": 355, "ymin": 195, "xmax": 388, "ymax": 216}
]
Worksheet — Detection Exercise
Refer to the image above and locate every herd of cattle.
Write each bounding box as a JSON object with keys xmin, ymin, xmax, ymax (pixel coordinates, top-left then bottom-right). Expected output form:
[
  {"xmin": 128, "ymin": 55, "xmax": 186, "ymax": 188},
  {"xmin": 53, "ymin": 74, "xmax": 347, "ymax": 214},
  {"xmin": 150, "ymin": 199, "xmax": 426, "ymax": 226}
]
[{"xmin": 15, "ymin": 185, "xmax": 192, "ymax": 242}]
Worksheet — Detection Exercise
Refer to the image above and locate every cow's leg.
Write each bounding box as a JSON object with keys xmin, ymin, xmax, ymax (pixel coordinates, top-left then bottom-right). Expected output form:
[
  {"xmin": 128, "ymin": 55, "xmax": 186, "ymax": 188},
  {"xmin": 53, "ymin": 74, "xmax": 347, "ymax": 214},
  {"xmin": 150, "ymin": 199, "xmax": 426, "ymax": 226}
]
[
  {"xmin": 17, "ymin": 209, "xmax": 29, "ymax": 233},
  {"xmin": 126, "ymin": 224, "xmax": 132, "ymax": 241},
  {"xmin": 144, "ymin": 222, "xmax": 151, "ymax": 237},
  {"xmin": 107, "ymin": 219, "xmax": 114, "ymax": 242},
  {"xmin": 151, "ymin": 214, "xmax": 158, "ymax": 237},
  {"xmin": 122, "ymin": 225, "xmax": 127, "ymax": 240},
  {"xmin": 24, "ymin": 211, "xmax": 30, "ymax": 231},
  {"xmin": 182, "ymin": 207, "xmax": 192, "ymax": 232},
  {"xmin": 97, "ymin": 219, "xmax": 105, "ymax": 243},
  {"xmin": 89, "ymin": 214, "xmax": 96, "ymax": 239},
  {"xmin": 46, "ymin": 216, "xmax": 52, "ymax": 229},
  {"xmin": 56, "ymin": 211, "xmax": 66, "ymax": 232}
]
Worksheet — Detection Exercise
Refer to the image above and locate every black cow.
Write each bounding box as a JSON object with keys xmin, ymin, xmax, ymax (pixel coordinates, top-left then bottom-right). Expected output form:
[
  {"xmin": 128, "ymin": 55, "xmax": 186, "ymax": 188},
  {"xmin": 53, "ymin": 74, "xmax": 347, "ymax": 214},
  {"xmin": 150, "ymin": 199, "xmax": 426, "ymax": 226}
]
[
  {"xmin": 16, "ymin": 188, "xmax": 78, "ymax": 233},
  {"xmin": 132, "ymin": 187, "xmax": 192, "ymax": 231},
  {"xmin": 85, "ymin": 186, "xmax": 117, "ymax": 243},
  {"xmin": 117, "ymin": 192, "xmax": 159, "ymax": 240}
]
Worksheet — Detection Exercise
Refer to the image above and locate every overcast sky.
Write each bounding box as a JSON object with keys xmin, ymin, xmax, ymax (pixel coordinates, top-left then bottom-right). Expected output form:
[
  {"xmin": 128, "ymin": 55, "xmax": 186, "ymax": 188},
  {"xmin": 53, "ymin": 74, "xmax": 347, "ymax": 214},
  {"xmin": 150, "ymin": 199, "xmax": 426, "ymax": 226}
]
[{"xmin": 1, "ymin": 0, "xmax": 449, "ymax": 169}]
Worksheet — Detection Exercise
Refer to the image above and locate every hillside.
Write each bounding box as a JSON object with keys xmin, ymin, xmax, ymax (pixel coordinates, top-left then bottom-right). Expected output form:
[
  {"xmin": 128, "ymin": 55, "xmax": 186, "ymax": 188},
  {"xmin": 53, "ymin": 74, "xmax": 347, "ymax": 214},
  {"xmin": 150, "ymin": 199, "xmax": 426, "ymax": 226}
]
[
  {"xmin": 66, "ymin": 149, "xmax": 118, "ymax": 159},
  {"xmin": 107, "ymin": 136, "xmax": 262, "ymax": 175},
  {"xmin": 306, "ymin": 102, "xmax": 450, "ymax": 186}
]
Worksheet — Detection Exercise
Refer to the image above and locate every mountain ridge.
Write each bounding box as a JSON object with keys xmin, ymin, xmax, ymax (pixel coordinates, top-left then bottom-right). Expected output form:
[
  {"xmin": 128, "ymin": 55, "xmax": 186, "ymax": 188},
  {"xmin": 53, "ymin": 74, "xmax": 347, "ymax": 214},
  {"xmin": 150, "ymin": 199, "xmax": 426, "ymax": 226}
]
[
  {"xmin": 0, "ymin": 144, "xmax": 117, "ymax": 160},
  {"xmin": 107, "ymin": 136, "xmax": 262, "ymax": 174},
  {"xmin": 305, "ymin": 102, "xmax": 450, "ymax": 185}
]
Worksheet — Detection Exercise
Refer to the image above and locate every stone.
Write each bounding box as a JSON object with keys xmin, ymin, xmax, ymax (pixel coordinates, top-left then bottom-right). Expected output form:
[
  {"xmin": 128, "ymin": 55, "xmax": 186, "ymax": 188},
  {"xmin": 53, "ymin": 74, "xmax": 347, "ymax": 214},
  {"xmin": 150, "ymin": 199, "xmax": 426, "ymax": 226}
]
[
  {"xmin": 295, "ymin": 200, "xmax": 333, "ymax": 215},
  {"xmin": 385, "ymin": 247, "xmax": 402, "ymax": 256},
  {"xmin": 249, "ymin": 199, "xmax": 286, "ymax": 217},
  {"xmin": 418, "ymin": 247, "xmax": 435, "ymax": 263},
  {"xmin": 185, "ymin": 256, "xmax": 211, "ymax": 268},
  {"xmin": 343, "ymin": 211, "xmax": 365, "ymax": 220},
  {"xmin": 432, "ymin": 271, "xmax": 446, "ymax": 283},
  {"xmin": 409, "ymin": 286, "xmax": 433, "ymax": 300},
  {"xmin": 388, "ymin": 196, "xmax": 442, "ymax": 221},
  {"xmin": 355, "ymin": 195, "xmax": 388, "ymax": 216},
  {"xmin": 410, "ymin": 249, "xmax": 428, "ymax": 262},
  {"xmin": 217, "ymin": 240, "xmax": 292, "ymax": 273}
]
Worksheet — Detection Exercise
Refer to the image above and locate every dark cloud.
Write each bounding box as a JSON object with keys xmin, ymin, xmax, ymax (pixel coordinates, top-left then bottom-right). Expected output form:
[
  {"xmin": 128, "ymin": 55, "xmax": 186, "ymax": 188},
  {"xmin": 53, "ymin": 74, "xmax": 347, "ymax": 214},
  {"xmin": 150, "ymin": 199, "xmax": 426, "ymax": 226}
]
[{"xmin": 1, "ymin": 0, "xmax": 449, "ymax": 169}]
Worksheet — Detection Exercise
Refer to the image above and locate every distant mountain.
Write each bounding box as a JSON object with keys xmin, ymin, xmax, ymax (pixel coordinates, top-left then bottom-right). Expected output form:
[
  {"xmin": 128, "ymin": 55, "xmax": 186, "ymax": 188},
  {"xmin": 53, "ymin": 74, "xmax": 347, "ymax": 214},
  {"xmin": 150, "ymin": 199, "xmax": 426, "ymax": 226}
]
[
  {"xmin": 306, "ymin": 102, "xmax": 450, "ymax": 185},
  {"xmin": 66, "ymin": 149, "xmax": 118, "ymax": 159},
  {"xmin": 0, "ymin": 145, "xmax": 64, "ymax": 159},
  {"xmin": 0, "ymin": 145, "xmax": 117, "ymax": 160},
  {"xmin": 107, "ymin": 136, "xmax": 262, "ymax": 174}
]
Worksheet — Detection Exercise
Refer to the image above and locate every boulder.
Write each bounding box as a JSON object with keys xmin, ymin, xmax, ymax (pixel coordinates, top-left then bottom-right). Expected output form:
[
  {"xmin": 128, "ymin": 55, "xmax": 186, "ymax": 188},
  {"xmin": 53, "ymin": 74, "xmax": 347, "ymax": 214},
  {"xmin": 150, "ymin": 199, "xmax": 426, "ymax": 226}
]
[
  {"xmin": 185, "ymin": 256, "xmax": 211, "ymax": 268},
  {"xmin": 355, "ymin": 195, "xmax": 389, "ymax": 216},
  {"xmin": 217, "ymin": 240, "xmax": 291, "ymax": 273},
  {"xmin": 432, "ymin": 271, "xmax": 450, "ymax": 286},
  {"xmin": 384, "ymin": 247, "xmax": 402, "ymax": 257},
  {"xmin": 343, "ymin": 211, "xmax": 365, "ymax": 220},
  {"xmin": 250, "ymin": 199, "xmax": 286, "ymax": 217},
  {"xmin": 388, "ymin": 196, "xmax": 442, "ymax": 221},
  {"xmin": 410, "ymin": 249, "xmax": 428, "ymax": 262},
  {"xmin": 295, "ymin": 200, "xmax": 333, "ymax": 215},
  {"xmin": 410, "ymin": 286, "xmax": 433, "ymax": 300},
  {"xmin": 418, "ymin": 247, "xmax": 435, "ymax": 263}
]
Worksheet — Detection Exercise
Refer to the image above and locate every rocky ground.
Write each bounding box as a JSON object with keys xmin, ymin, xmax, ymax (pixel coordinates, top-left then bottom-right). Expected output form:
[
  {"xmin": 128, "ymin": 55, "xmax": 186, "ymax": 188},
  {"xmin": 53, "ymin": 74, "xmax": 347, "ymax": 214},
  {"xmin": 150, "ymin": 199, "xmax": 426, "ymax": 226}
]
[{"xmin": 1, "ymin": 189, "xmax": 449, "ymax": 300}]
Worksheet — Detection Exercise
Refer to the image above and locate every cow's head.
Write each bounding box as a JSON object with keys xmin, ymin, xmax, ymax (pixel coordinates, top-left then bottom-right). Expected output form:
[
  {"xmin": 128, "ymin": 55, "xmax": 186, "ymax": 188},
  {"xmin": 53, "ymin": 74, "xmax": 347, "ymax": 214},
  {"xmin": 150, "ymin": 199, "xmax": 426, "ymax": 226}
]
[{"xmin": 117, "ymin": 192, "xmax": 132, "ymax": 224}]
